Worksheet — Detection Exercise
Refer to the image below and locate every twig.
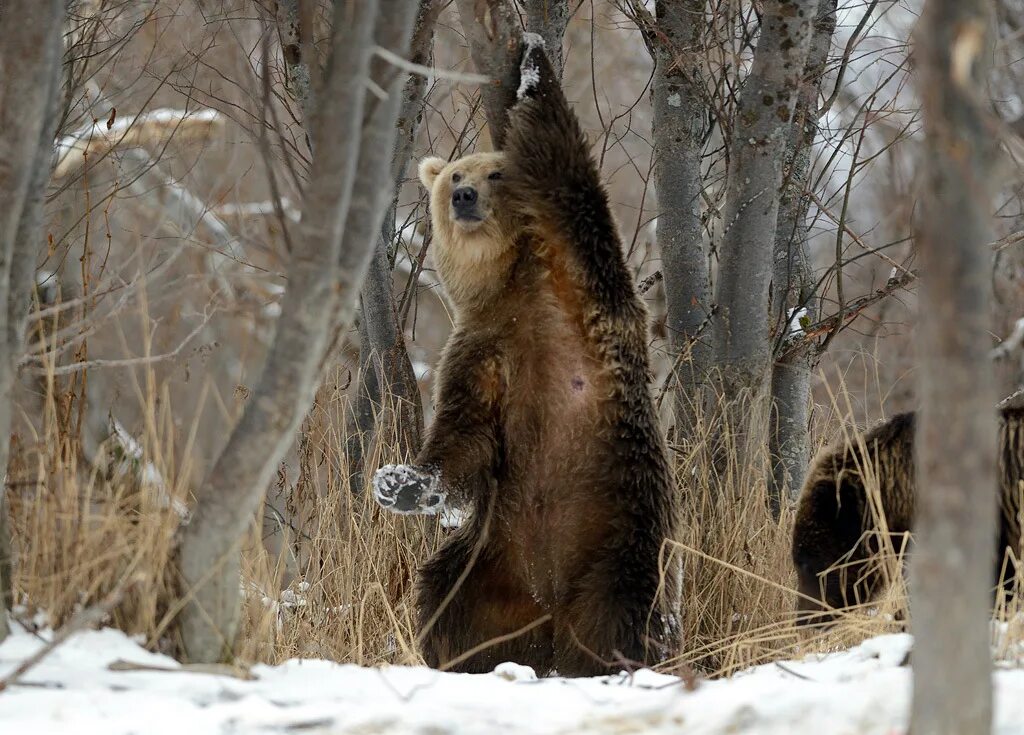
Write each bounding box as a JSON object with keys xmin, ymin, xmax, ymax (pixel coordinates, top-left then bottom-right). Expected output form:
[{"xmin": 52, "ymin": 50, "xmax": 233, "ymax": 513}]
[
  {"xmin": 781, "ymin": 269, "xmax": 917, "ymax": 358},
  {"xmin": 819, "ymin": 0, "xmax": 883, "ymax": 117},
  {"xmin": 775, "ymin": 661, "xmax": 814, "ymax": 680},
  {"xmin": 25, "ymin": 309, "xmax": 216, "ymax": 375},
  {"xmin": 808, "ymin": 191, "xmax": 912, "ymax": 277},
  {"xmin": 106, "ymin": 659, "xmax": 256, "ymax": 680},
  {"xmin": 372, "ymin": 45, "xmax": 489, "ymax": 84}
]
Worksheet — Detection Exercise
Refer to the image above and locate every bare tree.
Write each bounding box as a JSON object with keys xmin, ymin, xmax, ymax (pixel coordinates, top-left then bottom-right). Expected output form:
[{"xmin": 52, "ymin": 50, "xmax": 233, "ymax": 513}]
[
  {"xmin": 177, "ymin": 0, "xmax": 422, "ymax": 663},
  {"xmin": 453, "ymin": 0, "xmax": 522, "ymax": 148},
  {"xmin": 710, "ymin": 0, "xmax": 819, "ymax": 448},
  {"xmin": 348, "ymin": 0, "xmax": 438, "ymax": 488},
  {"xmin": 767, "ymin": 0, "xmax": 837, "ymax": 514},
  {"xmin": 0, "ymin": 0, "xmax": 65, "ymax": 642},
  {"xmin": 911, "ymin": 0, "xmax": 999, "ymax": 732},
  {"xmin": 630, "ymin": 0, "xmax": 711, "ymax": 444}
]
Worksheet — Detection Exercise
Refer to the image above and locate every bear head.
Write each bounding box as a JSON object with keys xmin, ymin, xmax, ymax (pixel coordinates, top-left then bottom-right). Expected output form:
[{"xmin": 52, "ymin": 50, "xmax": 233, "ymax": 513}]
[{"xmin": 419, "ymin": 152, "xmax": 518, "ymax": 310}]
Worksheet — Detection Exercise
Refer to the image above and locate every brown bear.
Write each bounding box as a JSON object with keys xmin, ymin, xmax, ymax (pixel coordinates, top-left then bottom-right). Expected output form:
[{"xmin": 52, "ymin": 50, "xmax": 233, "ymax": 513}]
[
  {"xmin": 372, "ymin": 40, "xmax": 678, "ymax": 676},
  {"xmin": 792, "ymin": 402, "xmax": 1024, "ymax": 625}
]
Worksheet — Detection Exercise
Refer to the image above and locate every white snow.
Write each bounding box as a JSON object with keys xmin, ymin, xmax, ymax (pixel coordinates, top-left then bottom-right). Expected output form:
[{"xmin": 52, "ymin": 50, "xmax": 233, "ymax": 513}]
[
  {"xmin": 785, "ymin": 307, "xmax": 809, "ymax": 339},
  {"xmin": 3, "ymin": 625, "xmax": 1024, "ymax": 734}
]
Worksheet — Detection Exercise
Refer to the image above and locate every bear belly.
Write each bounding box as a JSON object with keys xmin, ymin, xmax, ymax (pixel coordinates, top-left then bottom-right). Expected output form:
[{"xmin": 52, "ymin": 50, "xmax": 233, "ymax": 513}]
[{"xmin": 502, "ymin": 363, "xmax": 616, "ymax": 605}]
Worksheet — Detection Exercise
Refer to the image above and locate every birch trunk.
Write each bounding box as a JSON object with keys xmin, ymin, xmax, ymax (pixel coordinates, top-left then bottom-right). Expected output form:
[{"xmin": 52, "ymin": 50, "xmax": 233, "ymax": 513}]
[
  {"xmin": 177, "ymin": 0, "xmax": 420, "ymax": 663},
  {"xmin": 0, "ymin": 0, "xmax": 65, "ymax": 643},
  {"xmin": 710, "ymin": 0, "xmax": 818, "ymax": 459},
  {"xmin": 767, "ymin": 0, "xmax": 836, "ymax": 515},
  {"xmin": 650, "ymin": 0, "xmax": 711, "ymax": 444},
  {"xmin": 910, "ymin": 1, "xmax": 998, "ymax": 732}
]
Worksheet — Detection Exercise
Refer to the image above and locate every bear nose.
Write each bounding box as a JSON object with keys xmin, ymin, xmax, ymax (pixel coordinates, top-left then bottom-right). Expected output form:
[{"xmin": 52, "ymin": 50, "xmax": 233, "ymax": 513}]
[{"xmin": 451, "ymin": 186, "xmax": 478, "ymax": 210}]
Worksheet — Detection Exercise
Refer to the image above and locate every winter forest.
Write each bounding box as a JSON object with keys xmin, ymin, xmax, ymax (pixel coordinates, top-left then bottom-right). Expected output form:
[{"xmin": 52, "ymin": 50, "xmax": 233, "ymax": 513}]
[{"xmin": 1, "ymin": 0, "xmax": 1024, "ymax": 733}]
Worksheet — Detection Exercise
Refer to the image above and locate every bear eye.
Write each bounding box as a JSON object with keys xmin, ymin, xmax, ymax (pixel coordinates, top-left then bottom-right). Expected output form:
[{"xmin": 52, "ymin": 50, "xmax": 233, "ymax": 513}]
[
  {"xmin": 452, "ymin": 172, "xmax": 462, "ymax": 184},
  {"xmin": 488, "ymin": 171, "xmax": 503, "ymax": 181}
]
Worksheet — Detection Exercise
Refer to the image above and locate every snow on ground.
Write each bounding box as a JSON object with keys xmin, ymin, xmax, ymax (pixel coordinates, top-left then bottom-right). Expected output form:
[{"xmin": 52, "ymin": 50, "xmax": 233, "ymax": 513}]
[{"xmin": 2, "ymin": 625, "xmax": 1024, "ymax": 734}]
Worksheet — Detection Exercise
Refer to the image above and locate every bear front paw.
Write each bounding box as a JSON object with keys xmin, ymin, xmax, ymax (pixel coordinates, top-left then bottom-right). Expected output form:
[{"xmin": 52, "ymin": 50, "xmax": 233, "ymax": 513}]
[{"xmin": 373, "ymin": 464, "xmax": 447, "ymax": 515}]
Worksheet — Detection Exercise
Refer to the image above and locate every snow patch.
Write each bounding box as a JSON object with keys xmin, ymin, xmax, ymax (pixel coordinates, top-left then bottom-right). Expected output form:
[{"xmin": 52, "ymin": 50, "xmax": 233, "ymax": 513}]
[
  {"xmin": 785, "ymin": 307, "xmax": 809, "ymax": 339},
  {"xmin": 667, "ymin": 92, "xmax": 682, "ymax": 108},
  {"xmin": 492, "ymin": 662, "xmax": 537, "ymax": 682},
  {"xmin": 3, "ymin": 626, "xmax": 1024, "ymax": 734}
]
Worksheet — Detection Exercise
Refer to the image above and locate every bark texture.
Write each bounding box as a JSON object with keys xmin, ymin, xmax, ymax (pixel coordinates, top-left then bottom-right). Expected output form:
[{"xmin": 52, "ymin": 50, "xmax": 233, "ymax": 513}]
[
  {"xmin": 910, "ymin": 1, "xmax": 998, "ymax": 733},
  {"xmin": 648, "ymin": 0, "xmax": 711, "ymax": 442},
  {"xmin": 0, "ymin": 0, "xmax": 65, "ymax": 643},
  {"xmin": 454, "ymin": 0, "xmax": 570, "ymax": 149},
  {"xmin": 453, "ymin": 0, "xmax": 526, "ymax": 148},
  {"xmin": 524, "ymin": 0, "xmax": 569, "ymax": 78},
  {"xmin": 767, "ymin": 0, "xmax": 837, "ymax": 515},
  {"xmin": 348, "ymin": 0, "xmax": 437, "ymax": 489},
  {"xmin": 711, "ymin": 0, "xmax": 819, "ymax": 412},
  {"xmin": 177, "ymin": 0, "xmax": 420, "ymax": 663}
]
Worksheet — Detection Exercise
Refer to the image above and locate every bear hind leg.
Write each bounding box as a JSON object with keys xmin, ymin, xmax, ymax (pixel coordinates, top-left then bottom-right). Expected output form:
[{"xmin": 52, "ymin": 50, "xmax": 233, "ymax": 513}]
[
  {"xmin": 553, "ymin": 549, "xmax": 674, "ymax": 677},
  {"xmin": 417, "ymin": 529, "xmax": 554, "ymax": 674}
]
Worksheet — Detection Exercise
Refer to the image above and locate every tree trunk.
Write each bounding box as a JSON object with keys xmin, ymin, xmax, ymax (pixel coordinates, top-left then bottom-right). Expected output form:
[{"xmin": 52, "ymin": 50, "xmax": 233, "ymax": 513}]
[
  {"xmin": 177, "ymin": 0, "xmax": 421, "ymax": 663},
  {"xmin": 0, "ymin": 0, "xmax": 65, "ymax": 643},
  {"xmin": 710, "ymin": 0, "xmax": 818, "ymax": 457},
  {"xmin": 910, "ymin": 1, "xmax": 998, "ymax": 733},
  {"xmin": 649, "ymin": 0, "xmax": 711, "ymax": 444},
  {"xmin": 348, "ymin": 1, "xmax": 437, "ymax": 489},
  {"xmin": 767, "ymin": 0, "xmax": 837, "ymax": 515},
  {"xmin": 454, "ymin": 0, "xmax": 524, "ymax": 149},
  {"xmin": 454, "ymin": 0, "xmax": 570, "ymax": 149},
  {"xmin": 524, "ymin": 0, "xmax": 569, "ymax": 79}
]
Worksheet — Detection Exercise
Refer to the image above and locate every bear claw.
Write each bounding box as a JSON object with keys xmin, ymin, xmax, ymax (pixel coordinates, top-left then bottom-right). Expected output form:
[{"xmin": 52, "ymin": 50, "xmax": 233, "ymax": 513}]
[{"xmin": 373, "ymin": 464, "xmax": 447, "ymax": 515}]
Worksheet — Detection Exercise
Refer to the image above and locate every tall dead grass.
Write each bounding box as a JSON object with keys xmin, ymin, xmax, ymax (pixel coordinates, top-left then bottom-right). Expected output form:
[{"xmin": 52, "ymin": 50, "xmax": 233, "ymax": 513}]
[{"xmin": 5, "ymin": 347, "xmax": 1021, "ymax": 677}]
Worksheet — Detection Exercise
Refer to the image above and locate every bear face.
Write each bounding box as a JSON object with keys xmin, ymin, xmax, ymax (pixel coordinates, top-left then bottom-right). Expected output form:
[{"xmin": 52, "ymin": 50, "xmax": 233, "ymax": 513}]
[{"xmin": 419, "ymin": 153, "xmax": 519, "ymax": 311}]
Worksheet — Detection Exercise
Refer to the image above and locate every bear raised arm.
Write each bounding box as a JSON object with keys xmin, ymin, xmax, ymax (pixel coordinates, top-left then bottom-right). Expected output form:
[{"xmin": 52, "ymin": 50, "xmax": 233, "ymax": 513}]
[{"xmin": 503, "ymin": 38, "xmax": 641, "ymax": 320}]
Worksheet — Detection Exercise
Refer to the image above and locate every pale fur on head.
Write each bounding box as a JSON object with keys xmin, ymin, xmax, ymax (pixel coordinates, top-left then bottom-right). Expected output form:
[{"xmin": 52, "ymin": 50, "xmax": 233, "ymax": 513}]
[{"xmin": 419, "ymin": 153, "xmax": 517, "ymax": 312}]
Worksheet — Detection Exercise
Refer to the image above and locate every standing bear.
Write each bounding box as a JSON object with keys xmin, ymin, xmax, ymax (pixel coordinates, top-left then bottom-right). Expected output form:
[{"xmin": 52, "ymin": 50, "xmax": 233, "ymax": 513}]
[
  {"xmin": 792, "ymin": 401, "xmax": 1024, "ymax": 625},
  {"xmin": 372, "ymin": 40, "xmax": 678, "ymax": 676}
]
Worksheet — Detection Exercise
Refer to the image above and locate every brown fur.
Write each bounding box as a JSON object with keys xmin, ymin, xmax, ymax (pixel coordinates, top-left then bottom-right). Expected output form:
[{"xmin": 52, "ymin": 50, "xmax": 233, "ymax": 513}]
[
  {"xmin": 407, "ymin": 45, "xmax": 677, "ymax": 676},
  {"xmin": 792, "ymin": 409, "xmax": 1024, "ymax": 625}
]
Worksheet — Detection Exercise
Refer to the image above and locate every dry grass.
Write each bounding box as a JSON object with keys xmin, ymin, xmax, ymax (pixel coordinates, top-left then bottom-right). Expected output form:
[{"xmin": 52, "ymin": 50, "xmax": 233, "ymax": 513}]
[{"xmin": 6, "ymin": 352, "xmax": 1022, "ymax": 678}]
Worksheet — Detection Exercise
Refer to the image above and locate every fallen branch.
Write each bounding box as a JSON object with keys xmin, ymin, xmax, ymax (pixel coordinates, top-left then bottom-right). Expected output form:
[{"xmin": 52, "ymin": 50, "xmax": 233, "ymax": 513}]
[
  {"xmin": 53, "ymin": 108, "xmax": 222, "ymax": 179},
  {"xmin": 0, "ymin": 580, "xmax": 135, "ymax": 693},
  {"xmin": 107, "ymin": 659, "xmax": 256, "ymax": 680}
]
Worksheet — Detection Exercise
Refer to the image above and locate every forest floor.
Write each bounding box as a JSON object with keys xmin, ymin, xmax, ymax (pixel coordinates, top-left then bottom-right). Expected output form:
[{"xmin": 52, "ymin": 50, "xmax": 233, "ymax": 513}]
[{"xmin": 3, "ymin": 623, "xmax": 1024, "ymax": 734}]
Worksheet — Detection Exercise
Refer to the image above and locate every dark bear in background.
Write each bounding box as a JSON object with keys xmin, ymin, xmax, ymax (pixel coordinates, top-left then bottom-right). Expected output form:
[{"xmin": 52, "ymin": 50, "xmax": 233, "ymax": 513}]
[
  {"xmin": 792, "ymin": 402, "xmax": 1024, "ymax": 625},
  {"xmin": 372, "ymin": 40, "xmax": 678, "ymax": 676}
]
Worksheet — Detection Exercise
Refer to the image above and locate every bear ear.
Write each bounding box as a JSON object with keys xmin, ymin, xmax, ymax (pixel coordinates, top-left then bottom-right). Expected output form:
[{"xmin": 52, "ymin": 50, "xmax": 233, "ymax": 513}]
[{"xmin": 418, "ymin": 156, "xmax": 446, "ymax": 190}]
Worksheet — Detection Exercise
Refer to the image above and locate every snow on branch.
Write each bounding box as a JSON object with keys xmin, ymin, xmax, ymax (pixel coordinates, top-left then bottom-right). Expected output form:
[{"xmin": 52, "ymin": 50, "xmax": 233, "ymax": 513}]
[
  {"xmin": 991, "ymin": 317, "xmax": 1024, "ymax": 361},
  {"xmin": 53, "ymin": 108, "xmax": 223, "ymax": 179}
]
